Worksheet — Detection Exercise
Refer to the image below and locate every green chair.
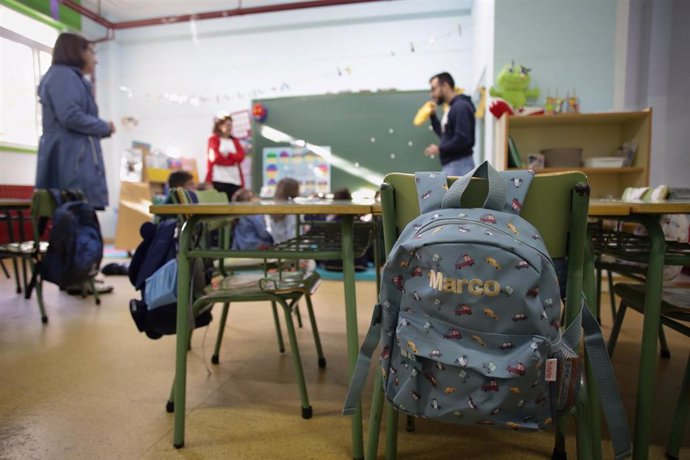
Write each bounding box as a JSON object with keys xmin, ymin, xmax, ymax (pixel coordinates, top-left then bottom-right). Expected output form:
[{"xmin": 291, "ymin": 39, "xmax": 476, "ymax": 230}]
[
  {"xmin": 607, "ymin": 283, "xmax": 690, "ymax": 460},
  {"xmin": 166, "ymin": 188, "xmax": 326, "ymax": 419},
  {"xmin": 365, "ymin": 170, "xmax": 606, "ymax": 459},
  {"xmin": 170, "ymin": 187, "xmax": 305, "ymax": 353},
  {"xmin": 593, "ymin": 185, "xmax": 671, "ymax": 327},
  {"xmin": 0, "ymin": 190, "xmax": 103, "ymax": 323}
]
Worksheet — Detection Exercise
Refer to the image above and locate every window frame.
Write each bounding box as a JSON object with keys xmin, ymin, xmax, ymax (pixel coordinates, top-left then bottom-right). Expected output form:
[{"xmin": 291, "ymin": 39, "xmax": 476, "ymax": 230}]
[{"xmin": 0, "ymin": 0, "xmax": 69, "ymax": 154}]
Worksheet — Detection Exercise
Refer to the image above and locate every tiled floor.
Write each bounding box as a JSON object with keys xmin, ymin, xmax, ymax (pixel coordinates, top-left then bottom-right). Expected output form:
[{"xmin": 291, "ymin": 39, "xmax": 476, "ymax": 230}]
[{"xmin": 0, "ymin": 258, "xmax": 688, "ymax": 459}]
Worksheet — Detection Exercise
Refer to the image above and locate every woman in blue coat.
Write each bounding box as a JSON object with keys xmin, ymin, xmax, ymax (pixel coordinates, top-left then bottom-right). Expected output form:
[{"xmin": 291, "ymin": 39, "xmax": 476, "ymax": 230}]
[{"xmin": 35, "ymin": 32, "xmax": 115, "ymax": 209}]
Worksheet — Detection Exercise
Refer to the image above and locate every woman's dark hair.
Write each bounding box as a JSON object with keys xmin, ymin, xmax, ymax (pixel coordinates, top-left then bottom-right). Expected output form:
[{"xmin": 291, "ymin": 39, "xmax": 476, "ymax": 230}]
[
  {"xmin": 212, "ymin": 115, "xmax": 233, "ymax": 137},
  {"xmin": 52, "ymin": 32, "xmax": 91, "ymax": 68}
]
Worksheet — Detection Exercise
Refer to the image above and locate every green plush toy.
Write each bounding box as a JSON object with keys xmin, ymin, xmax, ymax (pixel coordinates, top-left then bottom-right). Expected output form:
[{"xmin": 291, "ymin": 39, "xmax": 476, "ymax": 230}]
[{"xmin": 489, "ymin": 62, "xmax": 540, "ymax": 109}]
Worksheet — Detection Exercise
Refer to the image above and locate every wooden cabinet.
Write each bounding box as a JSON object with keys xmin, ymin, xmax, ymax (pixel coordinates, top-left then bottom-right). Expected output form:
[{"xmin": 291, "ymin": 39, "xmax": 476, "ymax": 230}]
[{"xmin": 494, "ymin": 109, "xmax": 651, "ymax": 199}]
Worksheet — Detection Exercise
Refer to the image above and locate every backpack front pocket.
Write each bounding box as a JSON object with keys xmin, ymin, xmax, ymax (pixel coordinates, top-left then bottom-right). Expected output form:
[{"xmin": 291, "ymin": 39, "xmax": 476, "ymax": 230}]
[{"xmin": 386, "ymin": 313, "xmax": 555, "ymax": 431}]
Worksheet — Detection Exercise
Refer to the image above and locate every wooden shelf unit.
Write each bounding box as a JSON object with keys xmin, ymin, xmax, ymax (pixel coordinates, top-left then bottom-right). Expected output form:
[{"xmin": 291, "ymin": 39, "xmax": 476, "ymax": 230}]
[{"xmin": 495, "ymin": 109, "xmax": 652, "ymax": 199}]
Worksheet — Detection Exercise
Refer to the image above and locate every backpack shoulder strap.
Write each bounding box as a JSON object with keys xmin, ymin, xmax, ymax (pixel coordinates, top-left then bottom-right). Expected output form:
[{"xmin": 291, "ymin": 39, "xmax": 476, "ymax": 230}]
[
  {"xmin": 343, "ymin": 303, "xmax": 382, "ymax": 415},
  {"xmin": 415, "ymin": 172, "xmax": 449, "ymax": 213},
  {"xmin": 565, "ymin": 294, "xmax": 632, "ymax": 460},
  {"xmin": 499, "ymin": 169, "xmax": 534, "ymax": 215}
]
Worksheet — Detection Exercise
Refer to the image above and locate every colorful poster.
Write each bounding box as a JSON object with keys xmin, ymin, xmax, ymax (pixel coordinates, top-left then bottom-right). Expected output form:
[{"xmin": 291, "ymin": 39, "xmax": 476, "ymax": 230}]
[{"xmin": 262, "ymin": 146, "xmax": 331, "ymax": 197}]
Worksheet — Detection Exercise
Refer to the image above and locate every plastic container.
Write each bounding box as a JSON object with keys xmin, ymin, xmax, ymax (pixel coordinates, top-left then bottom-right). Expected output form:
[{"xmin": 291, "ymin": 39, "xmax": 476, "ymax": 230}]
[
  {"xmin": 583, "ymin": 156, "xmax": 626, "ymax": 168},
  {"xmin": 541, "ymin": 148, "xmax": 582, "ymax": 168}
]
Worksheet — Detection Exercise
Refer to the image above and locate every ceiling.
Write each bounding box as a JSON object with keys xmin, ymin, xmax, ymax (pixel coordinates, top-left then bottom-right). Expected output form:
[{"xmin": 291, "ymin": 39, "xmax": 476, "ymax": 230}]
[{"xmin": 76, "ymin": 0, "xmax": 390, "ymax": 24}]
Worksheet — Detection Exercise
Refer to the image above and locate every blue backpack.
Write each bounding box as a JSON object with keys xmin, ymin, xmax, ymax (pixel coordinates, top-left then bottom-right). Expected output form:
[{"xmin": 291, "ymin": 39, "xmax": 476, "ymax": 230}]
[
  {"xmin": 40, "ymin": 189, "xmax": 103, "ymax": 289},
  {"xmin": 128, "ymin": 220, "xmax": 212, "ymax": 340},
  {"xmin": 344, "ymin": 162, "xmax": 631, "ymax": 459}
]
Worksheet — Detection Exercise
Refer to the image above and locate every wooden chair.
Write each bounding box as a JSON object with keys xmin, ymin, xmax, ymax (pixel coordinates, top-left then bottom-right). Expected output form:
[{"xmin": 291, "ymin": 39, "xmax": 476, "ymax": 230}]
[
  {"xmin": 607, "ymin": 283, "xmax": 690, "ymax": 460},
  {"xmin": 166, "ymin": 188, "xmax": 326, "ymax": 418},
  {"xmin": 364, "ymin": 170, "xmax": 612, "ymax": 459}
]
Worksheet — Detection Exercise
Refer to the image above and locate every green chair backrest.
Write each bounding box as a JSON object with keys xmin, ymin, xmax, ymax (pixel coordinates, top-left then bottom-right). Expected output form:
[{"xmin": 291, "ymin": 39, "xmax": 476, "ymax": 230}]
[
  {"xmin": 31, "ymin": 190, "xmax": 59, "ymax": 242},
  {"xmin": 194, "ymin": 189, "xmax": 229, "ymax": 204},
  {"xmin": 31, "ymin": 190, "xmax": 57, "ymax": 220},
  {"xmin": 379, "ymin": 170, "xmax": 590, "ymax": 324},
  {"xmin": 380, "ymin": 171, "xmax": 588, "ymax": 258}
]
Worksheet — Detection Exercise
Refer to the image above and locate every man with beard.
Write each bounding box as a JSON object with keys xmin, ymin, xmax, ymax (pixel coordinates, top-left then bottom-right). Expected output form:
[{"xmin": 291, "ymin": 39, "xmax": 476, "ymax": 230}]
[{"xmin": 424, "ymin": 72, "xmax": 476, "ymax": 176}]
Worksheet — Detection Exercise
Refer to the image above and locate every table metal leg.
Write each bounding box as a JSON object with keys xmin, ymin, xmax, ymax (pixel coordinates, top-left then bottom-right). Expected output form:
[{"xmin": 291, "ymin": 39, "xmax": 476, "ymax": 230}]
[
  {"xmin": 173, "ymin": 218, "xmax": 194, "ymax": 449},
  {"xmin": 341, "ymin": 215, "xmax": 363, "ymax": 459},
  {"xmin": 633, "ymin": 217, "xmax": 665, "ymax": 460}
]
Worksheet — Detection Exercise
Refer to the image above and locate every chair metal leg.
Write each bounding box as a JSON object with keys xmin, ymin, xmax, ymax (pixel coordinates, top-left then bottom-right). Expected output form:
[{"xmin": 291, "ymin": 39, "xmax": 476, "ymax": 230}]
[
  {"xmin": 212, "ymin": 302, "xmax": 230, "ymax": 364},
  {"xmin": 279, "ymin": 298, "xmax": 312, "ymax": 419},
  {"xmin": 0, "ymin": 259, "xmax": 9, "ymax": 278},
  {"xmin": 666, "ymin": 353, "xmax": 690, "ymax": 459},
  {"xmin": 575, "ymin": 387, "xmax": 595, "ymax": 460},
  {"xmin": 271, "ymin": 301, "xmax": 286, "ymax": 353},
  {"xmin": 12, "ymin": 256, "xmax": 21, "ymax": 294},
  {"xmin": 293, "ymin": 302, "xmax": 304, "ymax": 328},
  {"xmin": 606, "ymin": 269, "xmax": 616, "ymax": 321},
  {"xmin": 304, "ymin": 294, "xmax": 326, "ymax": 368},
  {"xmin": 30, "ymin": 258, "xmax": 48, "ymax": 324},
  {"xmin": 166, "ymin": 380, "xmax": 175, "ymax": 413},
  {"xmin": 595, "ymin": 264, "xmax": 602, "ymax": 322},
  {"xmin": 658, "ymin": 324, "xmax": 671, "ymax": 359},
  {"xmin": 366, "ymin": 371, "xmax": 385, "ymax": 460},
  {"xmin": 384, "ymin": 402, "xmax": 398, "ymax": 460},
  {"xmin": 607, "ymin": 302, "xmax": 628, "ymax": 357},
  {"xmin": 88, "ymin": 278, "xmax": 101, "ymax": 305}
]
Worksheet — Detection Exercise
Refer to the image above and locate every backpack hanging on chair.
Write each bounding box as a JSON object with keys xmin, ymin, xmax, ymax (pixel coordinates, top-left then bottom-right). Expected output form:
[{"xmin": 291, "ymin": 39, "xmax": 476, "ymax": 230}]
[
  {"xmin": 128, "ymin": 219, "xmax": 211, "ymax": 340},
  {"xmin": 344, "ymin": 162, "xmax": 631, "ymax": 459},
  {"xmin": 39, "ymin": 189, "xmax": 103, "ymax": 289}
]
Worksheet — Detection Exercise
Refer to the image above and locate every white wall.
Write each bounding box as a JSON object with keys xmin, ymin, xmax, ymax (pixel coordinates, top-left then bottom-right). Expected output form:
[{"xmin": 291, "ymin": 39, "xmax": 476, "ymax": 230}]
[
  {"xmin": 86, "ymin": 0, "xmax": 474, "ymax": 238},
  {"xmin": 471, "ymin": 0, "xmax": 494, "ymax": 165},
  {"xmin": 493, "ymin": 0, "xmax": 617, "ymax": 112}
]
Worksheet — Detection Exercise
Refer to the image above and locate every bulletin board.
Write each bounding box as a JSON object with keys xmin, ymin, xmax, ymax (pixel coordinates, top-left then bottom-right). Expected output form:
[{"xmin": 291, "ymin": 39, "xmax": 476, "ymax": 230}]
[
  {"xmin": 251, "ymin": 91, "xmax": 441, "ymax": 194},
  {"xmin": 262, "ymin": 146, "xmax": 331, "ymax": 197}
]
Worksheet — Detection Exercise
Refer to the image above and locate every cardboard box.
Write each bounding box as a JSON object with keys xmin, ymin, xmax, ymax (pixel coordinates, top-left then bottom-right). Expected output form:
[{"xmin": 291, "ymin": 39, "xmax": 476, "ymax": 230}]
[{"xmin": 114, "ymin": 181, "xmax": 153, "ymax": 251}]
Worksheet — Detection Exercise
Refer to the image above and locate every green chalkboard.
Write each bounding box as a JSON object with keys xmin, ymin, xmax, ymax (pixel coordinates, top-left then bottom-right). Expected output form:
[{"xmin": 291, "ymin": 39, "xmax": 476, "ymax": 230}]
[{"xmin": 251, "ymin": 91, "xmax": 442, "ymax": 194}]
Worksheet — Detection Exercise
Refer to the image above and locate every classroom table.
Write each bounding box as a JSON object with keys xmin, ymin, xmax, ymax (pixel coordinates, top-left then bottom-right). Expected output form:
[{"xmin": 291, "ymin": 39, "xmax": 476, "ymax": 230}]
[
  {"xmin": 0, "ymin": 198, "xmax": 32, "ymax": 294},
  {"xmin": 588, "ymin": 199, "xmax": 690, "ymax": 460},
  {"xmin": 150, "ymin": 199, "xmax": 375, "ymax": 458}
]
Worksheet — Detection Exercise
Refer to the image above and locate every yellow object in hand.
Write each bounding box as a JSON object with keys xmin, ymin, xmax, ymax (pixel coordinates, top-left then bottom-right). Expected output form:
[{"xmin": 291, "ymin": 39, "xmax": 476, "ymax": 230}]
[{"xmin": 413, "ymin": 101, "xmax": 435, "ymax": 126}]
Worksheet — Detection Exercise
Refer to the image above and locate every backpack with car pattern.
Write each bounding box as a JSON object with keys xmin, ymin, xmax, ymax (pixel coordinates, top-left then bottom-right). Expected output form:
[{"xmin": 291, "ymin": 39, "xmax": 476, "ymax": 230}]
[{"xmin": 344, "ymin": 161, "xmax": 631, "ymax": 459}]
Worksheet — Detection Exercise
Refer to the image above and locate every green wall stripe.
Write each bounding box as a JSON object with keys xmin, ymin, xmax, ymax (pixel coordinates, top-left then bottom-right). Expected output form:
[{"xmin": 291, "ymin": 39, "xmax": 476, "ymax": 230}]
[{"xmin": 1, "ymin": 0, "xmax": 80, "ymax": 31}]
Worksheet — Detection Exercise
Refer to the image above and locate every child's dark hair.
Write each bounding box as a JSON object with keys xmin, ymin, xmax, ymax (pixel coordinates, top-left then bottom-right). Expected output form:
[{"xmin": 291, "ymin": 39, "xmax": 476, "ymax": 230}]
[
  {"xmin": 168, "ymin": 170, "xmax": 194, "ymax": 188},
  {"xmin": 232, "ymin": 188, "xmax": 254, "ymax": 202},
  {"xmin": 274, "ymin": 178, "xmax": 300, "ymax": 200},
  {"xmin": 332, "ymin": 187, "xmax": 351, "ymax": 200}
]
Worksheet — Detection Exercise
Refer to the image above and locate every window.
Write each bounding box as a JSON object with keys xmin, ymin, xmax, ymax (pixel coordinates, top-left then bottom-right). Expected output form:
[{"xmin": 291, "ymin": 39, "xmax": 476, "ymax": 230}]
[{"xmin": 0, "ymin": 4, "xmax": 59, "ymax": 151}]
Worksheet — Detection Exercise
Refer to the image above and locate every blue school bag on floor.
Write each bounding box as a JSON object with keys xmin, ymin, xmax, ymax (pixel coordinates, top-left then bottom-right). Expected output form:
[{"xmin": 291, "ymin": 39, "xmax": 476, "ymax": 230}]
[{"xmin": 344, "ymin": 162, "xmax": 631, "ymax": 459}]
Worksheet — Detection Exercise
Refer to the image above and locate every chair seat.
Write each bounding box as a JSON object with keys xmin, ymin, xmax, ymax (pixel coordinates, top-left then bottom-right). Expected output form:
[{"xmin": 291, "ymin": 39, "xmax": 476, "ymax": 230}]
[
  {"xmin": 203, "ymin": 270, "xmax": 321, "ymax": 301},
  {"xmin": 213, "ymin": 257, "xmax": 280, "ymax": 270},
  {"xmin": 613, "ymin": 283, "xmax": 690, "ymax": 321},
  {"xmin": 0, "ymin": 241, "xmax": 48, "ymax": 255}
]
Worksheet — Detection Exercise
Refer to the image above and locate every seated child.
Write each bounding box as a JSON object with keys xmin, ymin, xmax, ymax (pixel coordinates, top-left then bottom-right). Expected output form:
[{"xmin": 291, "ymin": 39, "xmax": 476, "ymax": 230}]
[
  {"xmin": 269, "ymin": 178, "xmax": 300, "ymax": 244},
  {"xmin": 318, "ymin": 187, "xmax": 370, "ymax": 272},
  {"xmin": 231, "ymin": 189, "xmax": 274, "ymax": 250},
  {"xmin": 168, "ymin": 170, "xmax": 196, "ymax": 192}
]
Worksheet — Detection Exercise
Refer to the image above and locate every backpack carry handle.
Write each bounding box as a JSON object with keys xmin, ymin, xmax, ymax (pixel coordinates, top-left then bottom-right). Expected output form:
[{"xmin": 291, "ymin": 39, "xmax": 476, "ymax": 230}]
[{"xmin": 441, "ymin": 160, "xmax": 506, "ymax": 211}]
